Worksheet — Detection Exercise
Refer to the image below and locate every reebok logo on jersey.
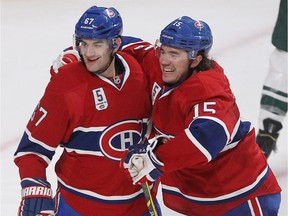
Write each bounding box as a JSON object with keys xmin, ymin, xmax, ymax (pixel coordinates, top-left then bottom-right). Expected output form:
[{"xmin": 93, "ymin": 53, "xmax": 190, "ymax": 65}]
[{"xmin": 21, "ymin": 186, "xmax": 52, "ymax": 198}]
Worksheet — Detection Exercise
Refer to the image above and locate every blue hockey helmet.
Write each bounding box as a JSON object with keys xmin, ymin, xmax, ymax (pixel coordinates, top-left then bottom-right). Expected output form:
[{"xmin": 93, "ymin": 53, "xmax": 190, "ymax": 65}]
[
  {"xmin": 159, "ymin": 16, "xmax": 213, "ymax": 59},
  {"xmin": 75, "ymin": 6, "xmax": 123, "ymax": 40}
]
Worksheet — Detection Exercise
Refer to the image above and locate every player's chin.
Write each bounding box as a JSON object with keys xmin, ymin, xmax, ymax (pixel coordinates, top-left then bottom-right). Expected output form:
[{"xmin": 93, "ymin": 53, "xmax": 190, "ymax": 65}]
[
  {"xmin": 86, "ymin": 64, "xmax": 100, "ymax": 73},
  {"xmin": 162, "ymin": 74, "xmax": 176, "ymax": 85}
]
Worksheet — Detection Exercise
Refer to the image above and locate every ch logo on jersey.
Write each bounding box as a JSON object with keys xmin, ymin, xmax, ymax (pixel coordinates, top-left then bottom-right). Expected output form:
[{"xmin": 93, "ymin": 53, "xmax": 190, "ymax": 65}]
[
  {"xmin": 99, "ymin": 119, "xmax": 147, "ymax": 161},
  {"xmin": 93, "ymin": 88, "xmax": 108, "ymax": 110}
]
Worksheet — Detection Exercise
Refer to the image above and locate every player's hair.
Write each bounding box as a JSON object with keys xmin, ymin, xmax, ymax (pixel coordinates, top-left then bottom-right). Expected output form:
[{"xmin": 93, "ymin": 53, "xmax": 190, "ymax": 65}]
[{"xmin": 191, "ymin": 51, "xmax": 215, "ymax": 73}]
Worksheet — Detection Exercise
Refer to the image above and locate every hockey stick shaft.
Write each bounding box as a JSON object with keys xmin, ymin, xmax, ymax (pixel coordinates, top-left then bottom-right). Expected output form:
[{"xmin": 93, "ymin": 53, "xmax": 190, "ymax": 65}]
[{"xmin": 142, "ymin": 182, "xmax": 158, "ymax": 216}]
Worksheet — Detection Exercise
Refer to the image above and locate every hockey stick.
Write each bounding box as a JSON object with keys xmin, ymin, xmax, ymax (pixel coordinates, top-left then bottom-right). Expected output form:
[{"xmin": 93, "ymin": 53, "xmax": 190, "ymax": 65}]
[
  {"xmin": 139, "ymin": 135, "xmax": 170, "ymax": 216},
  {"xmin": 142, "ymin": 181, "xmax": 158, "ymax": 216}
]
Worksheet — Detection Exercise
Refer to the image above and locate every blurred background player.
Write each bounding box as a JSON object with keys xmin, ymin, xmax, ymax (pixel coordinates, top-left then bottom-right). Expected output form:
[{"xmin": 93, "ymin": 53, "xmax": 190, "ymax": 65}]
[
  {"xmin": 256, "ymin": 0, "xmax": 287, "ymax": 158},
  {"xmin": 121, "ymin": 16, "xmax": 281, "ymax": 215},
  {"xmin": 14, "ymin": 5, "xmax": 161, "ymax": 216}
]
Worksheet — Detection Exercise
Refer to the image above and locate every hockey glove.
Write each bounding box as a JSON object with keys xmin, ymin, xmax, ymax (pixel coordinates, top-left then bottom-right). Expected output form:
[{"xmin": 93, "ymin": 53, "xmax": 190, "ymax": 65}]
[
  {"xmin": 18, "ymin": 178, "xmax": 54, "ymax": 216},
  {"xmin": 51, "ymin": 47, "xmax": 80, "ymax": 74},
  {"xmin": 256, "ymin": 118, "xmax": 282, "ymax": 158},
  {"xmin": 122, "ymin": 138, "xmax": 164, "ymax": 185}
]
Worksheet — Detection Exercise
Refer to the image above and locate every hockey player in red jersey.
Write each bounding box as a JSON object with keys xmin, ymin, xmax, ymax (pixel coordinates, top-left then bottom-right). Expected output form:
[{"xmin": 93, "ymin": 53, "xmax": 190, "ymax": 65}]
[
  {"xmin": 121, "ymin": 16, "xmax": 282, "ymax": 215},
  {"xmin": 14, "ymin": 6, "xmax": 162, "ymax": 216}
]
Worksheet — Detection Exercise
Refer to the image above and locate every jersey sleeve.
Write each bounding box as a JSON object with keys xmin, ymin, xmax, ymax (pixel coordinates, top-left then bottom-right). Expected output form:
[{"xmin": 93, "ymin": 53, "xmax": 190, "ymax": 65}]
[
  {"xmin": 14, "ymin": 75, "xmax": 72, "ymax": 179},
  {"xmin": 121, "ymin": 36, "xmax": 155, "ymax": 64},
  {"xmin": 154, "ymin": 69, "xmax": 252, "ymax": 173},
  {"xmin": 121, "ymin": 37, "xmax": 163, "ymax": 99}
]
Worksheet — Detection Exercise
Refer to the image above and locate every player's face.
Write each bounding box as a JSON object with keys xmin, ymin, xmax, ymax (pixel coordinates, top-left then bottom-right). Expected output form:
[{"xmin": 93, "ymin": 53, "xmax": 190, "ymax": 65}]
[
  {"xmin": 159, "ymin": 45, "xmax": 191, "ymax": 85},
  {"xmin": 77, "ymin": 39, "xmax": 114, "ymax": 76}
]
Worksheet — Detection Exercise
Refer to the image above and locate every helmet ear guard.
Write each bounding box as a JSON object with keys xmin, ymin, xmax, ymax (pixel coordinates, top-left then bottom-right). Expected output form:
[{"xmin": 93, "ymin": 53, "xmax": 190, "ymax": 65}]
[
  {"xmin": 159, "ymin": 16, "xmax": 213, "ymax": 59},
  {"xmin": 110, "ymin": 37, "xmax": 122, "ymax": 55},
  {"xmin": 110, "ymin": 37, "xmax": 120, "ymax": 50},
  {"xmin": 188, "ymin": 50, "xmax": 197, "ymax": 59}
]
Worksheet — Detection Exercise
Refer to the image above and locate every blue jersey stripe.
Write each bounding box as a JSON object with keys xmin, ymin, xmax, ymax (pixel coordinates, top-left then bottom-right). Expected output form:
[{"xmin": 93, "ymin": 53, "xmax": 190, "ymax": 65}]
[
  {"xmin": 188, "ymin": 118, "xmax": 228, "ymax": 160},
  {"xmin": 162, "ymin": 166, "xmax": 270, "ymax": 205}
]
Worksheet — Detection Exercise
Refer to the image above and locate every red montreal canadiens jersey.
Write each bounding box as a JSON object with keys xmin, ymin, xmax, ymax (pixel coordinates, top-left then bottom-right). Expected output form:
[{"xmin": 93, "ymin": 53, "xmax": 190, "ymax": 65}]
[
  {"xmin": 123, "ymin": 40, "xmax": 281, "ymax": 215},
  {"xmin": 14, "ymin": 52, "xmax": 155, "ymax": 215}
]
